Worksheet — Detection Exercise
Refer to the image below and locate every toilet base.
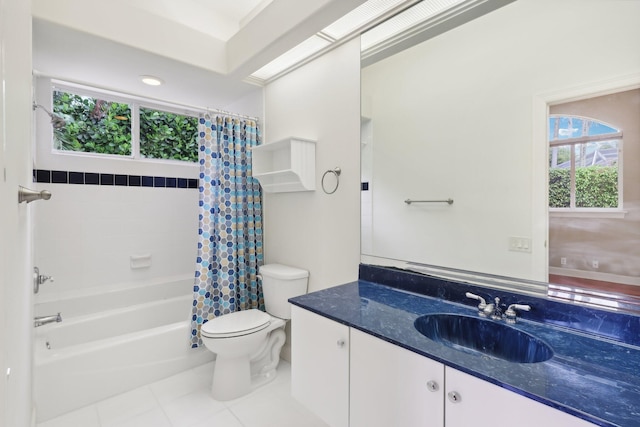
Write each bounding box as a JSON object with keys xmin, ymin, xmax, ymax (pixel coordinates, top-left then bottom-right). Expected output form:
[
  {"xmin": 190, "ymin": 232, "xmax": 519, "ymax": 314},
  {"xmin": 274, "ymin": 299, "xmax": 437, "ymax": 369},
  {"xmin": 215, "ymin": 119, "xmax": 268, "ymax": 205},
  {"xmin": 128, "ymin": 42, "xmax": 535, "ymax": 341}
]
[
  {"xmin": 211, "ymin": 355, "xmax": 251, "ymax": 401},
  {"xmin": 210, "ymin": 324, "xmax": 286, "ymax": 401}
]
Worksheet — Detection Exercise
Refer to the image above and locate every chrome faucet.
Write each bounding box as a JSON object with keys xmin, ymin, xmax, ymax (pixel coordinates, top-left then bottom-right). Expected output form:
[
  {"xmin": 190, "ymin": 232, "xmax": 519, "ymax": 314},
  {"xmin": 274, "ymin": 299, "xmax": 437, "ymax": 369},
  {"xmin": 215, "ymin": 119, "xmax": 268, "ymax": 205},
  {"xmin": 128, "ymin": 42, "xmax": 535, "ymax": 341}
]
[
  {"xmin": 34, "ymin": 313, "xmax": 62, "ymax": 327},
  {"xmin": 504, "ymin": 303, "xmax": 531, "ymax": 324},
  {"xmin": 490, "ymin": 297, "xmax": 503, "ymax": 320},
  {"xmin": 467, "ymin": 293, "xmax": 529, "ymax": 322},
  {"xmin": 466, "ymin": 292, "xmax": 494, "ymax": 317}
]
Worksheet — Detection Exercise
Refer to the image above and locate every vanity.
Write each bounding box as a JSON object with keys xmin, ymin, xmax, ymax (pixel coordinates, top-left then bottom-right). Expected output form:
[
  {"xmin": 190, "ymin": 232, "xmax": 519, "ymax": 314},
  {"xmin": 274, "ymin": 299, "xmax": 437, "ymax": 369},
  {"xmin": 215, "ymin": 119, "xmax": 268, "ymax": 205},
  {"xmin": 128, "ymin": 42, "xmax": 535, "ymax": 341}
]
[
  {"xmin": 292, "ymin": 2, "xmax": 640, "ymax": 426},
  {"xmin": 289, "ymin": 264, "xmax": 640, "ymax": 427}
]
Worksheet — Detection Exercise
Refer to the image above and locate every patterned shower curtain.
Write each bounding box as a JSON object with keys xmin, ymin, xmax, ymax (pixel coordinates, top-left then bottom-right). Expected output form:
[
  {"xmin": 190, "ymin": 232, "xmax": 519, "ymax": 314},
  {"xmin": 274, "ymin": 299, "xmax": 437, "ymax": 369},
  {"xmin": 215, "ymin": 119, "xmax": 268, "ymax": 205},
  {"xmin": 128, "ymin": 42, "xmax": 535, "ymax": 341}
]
[{"xmin": 190, "ymin": 114, "xmax": 264, "ymax": 348}]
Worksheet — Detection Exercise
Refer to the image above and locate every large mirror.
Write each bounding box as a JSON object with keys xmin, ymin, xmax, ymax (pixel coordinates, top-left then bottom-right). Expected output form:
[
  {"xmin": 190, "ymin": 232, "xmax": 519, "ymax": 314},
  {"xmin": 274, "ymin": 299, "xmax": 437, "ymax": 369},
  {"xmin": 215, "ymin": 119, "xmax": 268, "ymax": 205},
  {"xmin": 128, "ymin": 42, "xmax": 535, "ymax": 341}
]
[{"xmin": 360, "ymin": 0, "xmax": 640, "ymax": 307}]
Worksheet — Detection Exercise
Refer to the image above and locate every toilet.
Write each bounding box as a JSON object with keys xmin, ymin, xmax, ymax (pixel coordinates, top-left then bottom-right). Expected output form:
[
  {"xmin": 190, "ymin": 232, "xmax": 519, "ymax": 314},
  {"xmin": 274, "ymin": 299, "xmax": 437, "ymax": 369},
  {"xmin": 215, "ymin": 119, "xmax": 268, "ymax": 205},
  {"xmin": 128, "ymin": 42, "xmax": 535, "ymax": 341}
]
[{"xmin": 201, "ymin": 263, "xmax": 309, "ymax": 401}]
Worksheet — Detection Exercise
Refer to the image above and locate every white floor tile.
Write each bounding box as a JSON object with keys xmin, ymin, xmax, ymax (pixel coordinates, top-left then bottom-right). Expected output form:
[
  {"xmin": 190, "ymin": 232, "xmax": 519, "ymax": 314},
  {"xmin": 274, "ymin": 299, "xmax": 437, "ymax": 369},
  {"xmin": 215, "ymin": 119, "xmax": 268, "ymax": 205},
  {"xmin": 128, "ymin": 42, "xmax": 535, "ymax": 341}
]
[
  {"xmin": 37, "ymin": 405, "xmax": 100, "ymax": 427},
  {"xmin": 150, "ymin": 368, "xmax": 206, "ymax": 405},
  {"xmin": 228, "ymin": 380, "xmax": 328, "ymax": 427},
  {"xmin": 38, "ymin": 359, "xmax": 326, "ymax": 427},
  {"xmin": 162, "ymin": 389, "xmax": 227, "ymax": 427},
  {"xmin": 185, "ymin": 409, "xmax": 245, "ymax": 427},
  {"xmin": 107, "ymin": 408, "xmax": 172, "ymax": 427},
  {"xmin": 96, "ymin": 386, "xmax": 160, "ymax": 427}
]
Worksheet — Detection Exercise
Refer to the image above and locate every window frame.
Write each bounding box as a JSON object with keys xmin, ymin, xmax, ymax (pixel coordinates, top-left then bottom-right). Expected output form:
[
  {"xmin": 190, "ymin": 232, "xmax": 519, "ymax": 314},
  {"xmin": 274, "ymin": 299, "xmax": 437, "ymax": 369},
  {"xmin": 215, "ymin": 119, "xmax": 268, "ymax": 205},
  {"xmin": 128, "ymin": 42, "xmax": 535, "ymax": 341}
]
[
  {"xmin": 548, "ymin": 114, "xmax": 626, "ymax": 218},
  {"xmin": 51, "ymin": 82, "xmax": 201, "ymax": 165}
]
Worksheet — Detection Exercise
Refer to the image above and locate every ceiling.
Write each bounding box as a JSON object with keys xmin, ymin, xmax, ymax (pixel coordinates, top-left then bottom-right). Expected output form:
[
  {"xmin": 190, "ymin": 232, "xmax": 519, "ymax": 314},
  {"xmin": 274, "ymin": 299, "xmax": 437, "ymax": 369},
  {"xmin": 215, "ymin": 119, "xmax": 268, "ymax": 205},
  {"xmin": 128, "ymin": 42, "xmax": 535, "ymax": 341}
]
[
  {"xmin": 32, "ymin": 0, "xmax": 369, "ymax": 113},
  {"xmin": 31, "ymin": 0, "xmax": 512, "ymax": 115},
  {"xmin": 127, "ymin": 0, "xmax": 275, "ymax": 41}
]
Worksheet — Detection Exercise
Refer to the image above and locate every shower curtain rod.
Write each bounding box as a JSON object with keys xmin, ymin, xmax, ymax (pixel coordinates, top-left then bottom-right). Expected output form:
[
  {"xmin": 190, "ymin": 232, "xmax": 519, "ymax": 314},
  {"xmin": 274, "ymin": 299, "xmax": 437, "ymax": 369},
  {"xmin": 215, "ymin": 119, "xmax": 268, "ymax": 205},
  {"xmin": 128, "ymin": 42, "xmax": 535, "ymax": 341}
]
[
  {"xmin": 41, "ymin": 76, "xmax": 260, "ymax": 123},
  {"xmin": 202, "ymin": 108, "xmax": 259, "ymax": 122}
]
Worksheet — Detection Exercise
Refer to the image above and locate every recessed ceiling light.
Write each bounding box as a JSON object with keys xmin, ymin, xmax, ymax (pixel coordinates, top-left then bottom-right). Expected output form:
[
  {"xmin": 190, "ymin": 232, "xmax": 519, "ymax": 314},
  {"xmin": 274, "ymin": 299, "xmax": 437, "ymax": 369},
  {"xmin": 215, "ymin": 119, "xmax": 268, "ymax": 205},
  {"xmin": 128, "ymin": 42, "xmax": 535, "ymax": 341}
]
[{"xmin": 140, "ymin": 75, "xmax": 164, "ymax": 86}]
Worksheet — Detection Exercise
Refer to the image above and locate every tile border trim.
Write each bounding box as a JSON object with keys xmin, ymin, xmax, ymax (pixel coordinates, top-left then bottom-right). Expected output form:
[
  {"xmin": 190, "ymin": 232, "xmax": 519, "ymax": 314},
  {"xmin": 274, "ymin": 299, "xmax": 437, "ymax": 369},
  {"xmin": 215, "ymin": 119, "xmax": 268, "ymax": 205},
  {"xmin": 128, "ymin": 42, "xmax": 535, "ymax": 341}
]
[{"xmin": 34, "ymin": 169, "xmax": 198, "ymax": 189}]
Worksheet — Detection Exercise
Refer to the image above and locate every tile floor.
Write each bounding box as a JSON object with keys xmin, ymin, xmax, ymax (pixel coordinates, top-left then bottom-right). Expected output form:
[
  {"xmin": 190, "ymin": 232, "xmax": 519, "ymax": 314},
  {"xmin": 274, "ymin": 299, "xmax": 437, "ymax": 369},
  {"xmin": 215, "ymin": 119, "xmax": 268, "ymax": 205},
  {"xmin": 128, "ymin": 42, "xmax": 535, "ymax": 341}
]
[{"xmin": 37, "ymin": 361, "xmax": 329, "ymax": 427}]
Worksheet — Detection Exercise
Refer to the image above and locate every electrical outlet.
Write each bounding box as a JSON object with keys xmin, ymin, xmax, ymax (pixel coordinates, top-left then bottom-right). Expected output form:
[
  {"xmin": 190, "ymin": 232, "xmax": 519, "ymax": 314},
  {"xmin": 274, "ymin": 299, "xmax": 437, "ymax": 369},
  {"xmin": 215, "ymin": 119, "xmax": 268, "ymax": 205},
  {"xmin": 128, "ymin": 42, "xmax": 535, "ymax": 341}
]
[
  {"xmin": 508, "ymin": 237, "xmax": 531, "ymax": 253},
  {"xmin": 560, "ymin": 257, "xmax": 567, "ymax": 266},
  {"xmin": 592, "ymin": 260, "xmax": 599, "ymax": 269}
]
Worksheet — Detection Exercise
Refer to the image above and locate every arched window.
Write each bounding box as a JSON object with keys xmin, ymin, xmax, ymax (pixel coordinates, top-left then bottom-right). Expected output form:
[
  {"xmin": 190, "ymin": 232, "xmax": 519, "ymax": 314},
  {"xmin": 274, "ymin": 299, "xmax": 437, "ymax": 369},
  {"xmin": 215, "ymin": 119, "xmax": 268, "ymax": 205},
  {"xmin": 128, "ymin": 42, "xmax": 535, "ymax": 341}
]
[{"xmin": 548, "ymin": 115, "xmax": 622, "ymax": 210}]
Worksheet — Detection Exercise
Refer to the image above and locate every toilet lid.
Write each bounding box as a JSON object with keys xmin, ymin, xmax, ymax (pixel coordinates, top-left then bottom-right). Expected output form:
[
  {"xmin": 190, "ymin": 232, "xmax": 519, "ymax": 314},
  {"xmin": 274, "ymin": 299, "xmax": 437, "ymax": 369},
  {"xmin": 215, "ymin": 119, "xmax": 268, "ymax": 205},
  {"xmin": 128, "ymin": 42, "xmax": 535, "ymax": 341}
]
[{"xmin": 201, "ymin": 309, "xmax": 271, "ymax": 338}]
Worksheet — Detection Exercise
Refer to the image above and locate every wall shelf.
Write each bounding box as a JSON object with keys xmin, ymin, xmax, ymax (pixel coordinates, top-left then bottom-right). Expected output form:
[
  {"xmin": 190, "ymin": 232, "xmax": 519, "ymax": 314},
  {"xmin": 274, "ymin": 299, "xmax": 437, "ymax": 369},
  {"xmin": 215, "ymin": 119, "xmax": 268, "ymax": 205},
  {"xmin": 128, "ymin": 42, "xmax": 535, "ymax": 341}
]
[{"xmin": 252, "ymin": 137, "xmax": 316, "ymax": 192}]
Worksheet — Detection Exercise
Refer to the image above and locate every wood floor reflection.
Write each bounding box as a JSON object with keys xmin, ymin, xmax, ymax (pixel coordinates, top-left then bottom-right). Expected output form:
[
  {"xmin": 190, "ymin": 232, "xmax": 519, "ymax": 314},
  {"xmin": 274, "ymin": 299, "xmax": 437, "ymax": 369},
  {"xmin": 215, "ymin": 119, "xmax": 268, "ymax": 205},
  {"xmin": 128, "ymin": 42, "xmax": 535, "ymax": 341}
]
[{"xmin": 549, "ymin": 274, "xmax": 640, "ymax": 298}]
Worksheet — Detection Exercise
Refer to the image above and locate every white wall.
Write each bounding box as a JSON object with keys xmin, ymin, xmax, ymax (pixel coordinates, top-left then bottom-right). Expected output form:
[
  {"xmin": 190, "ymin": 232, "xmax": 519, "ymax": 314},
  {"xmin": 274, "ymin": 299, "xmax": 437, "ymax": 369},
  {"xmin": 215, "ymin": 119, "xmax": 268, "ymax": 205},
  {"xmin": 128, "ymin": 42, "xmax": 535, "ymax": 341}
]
[
  {"xmin": 263, "ymin": 38, "xmax": 361, "ymax": 293},
  {"xmin": 361, "ymin": 0, "xmax": 640, "ymax": 281},
  {"xmin": 0, "ymin": 0, "xmax": 34, "ymax": 425},
  {"xmin": 32, "ymin": 77, "xmax": 202, "ymax": 299},
  {"xmin": 33, "ymin": 184, "xmax": 199, "ymax": 297}
]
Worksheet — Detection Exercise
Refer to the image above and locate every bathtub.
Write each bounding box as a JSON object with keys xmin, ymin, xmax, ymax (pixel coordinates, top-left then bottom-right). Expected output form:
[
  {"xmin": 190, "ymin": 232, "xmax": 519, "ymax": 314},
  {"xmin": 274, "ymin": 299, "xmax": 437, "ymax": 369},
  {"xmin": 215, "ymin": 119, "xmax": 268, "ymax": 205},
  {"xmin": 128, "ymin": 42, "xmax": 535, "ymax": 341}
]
[{"xmin": 34, "ymin": 276, "xmax": 214, "ymax": 422}]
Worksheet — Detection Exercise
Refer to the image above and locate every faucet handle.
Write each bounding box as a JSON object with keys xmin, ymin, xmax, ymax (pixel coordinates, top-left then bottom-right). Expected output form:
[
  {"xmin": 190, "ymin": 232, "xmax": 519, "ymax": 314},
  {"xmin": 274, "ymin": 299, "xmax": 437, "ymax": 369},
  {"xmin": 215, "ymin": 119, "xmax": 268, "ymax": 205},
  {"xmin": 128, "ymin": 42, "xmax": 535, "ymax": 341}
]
[
  {"xmin": 504, "ymin": 304, "xmax": 531, "ymax": 324},
  {"xmin": 466, "ymin": 292, "xmax": 490, "ymax": 316},
  {"xmin": 33, "ymin": 266, "xmax": 54, "ymax": 294},
  {"xmin": 465, "ymin": 292, "xmax": 486, "ymax": 307}
]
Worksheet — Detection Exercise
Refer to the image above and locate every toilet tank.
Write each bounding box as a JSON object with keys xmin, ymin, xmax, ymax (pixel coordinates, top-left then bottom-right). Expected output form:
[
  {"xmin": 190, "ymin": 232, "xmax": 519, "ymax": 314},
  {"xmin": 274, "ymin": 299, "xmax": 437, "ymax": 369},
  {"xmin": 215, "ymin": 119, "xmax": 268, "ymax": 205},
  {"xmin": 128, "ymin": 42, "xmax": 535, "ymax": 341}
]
[{"xmin": 260, "ymin": 264, "xmax": 309, "ymax": 319}]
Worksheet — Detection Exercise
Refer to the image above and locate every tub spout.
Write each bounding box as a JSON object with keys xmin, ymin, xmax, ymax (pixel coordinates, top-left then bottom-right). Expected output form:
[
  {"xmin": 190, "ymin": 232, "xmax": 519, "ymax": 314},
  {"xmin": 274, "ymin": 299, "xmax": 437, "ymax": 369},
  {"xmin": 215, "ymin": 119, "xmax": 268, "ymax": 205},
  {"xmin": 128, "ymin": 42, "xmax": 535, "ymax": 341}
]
[{"xmin": 34, "ymin": 313, "xmax": 62, "ymax": 327}]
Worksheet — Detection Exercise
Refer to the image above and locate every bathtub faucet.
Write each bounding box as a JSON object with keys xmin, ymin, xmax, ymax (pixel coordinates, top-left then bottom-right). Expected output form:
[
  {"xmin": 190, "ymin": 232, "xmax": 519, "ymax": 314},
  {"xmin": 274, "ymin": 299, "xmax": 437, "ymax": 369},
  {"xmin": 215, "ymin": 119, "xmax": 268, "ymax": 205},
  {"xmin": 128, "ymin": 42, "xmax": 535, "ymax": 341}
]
[{"xmin": 34, "ymin": 313, "xmax": 62, "ymax": 327}]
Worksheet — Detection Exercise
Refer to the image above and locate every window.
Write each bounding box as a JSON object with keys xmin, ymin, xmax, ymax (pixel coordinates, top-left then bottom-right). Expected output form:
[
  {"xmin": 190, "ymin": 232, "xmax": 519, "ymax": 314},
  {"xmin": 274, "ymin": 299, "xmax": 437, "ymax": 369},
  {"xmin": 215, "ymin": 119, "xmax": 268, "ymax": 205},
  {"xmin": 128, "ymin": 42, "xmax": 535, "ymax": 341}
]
[
  {"xmin": 139, "ymin": 107, "xmax": 198, "ymax": 162},
  {"xmin": 548, "ymin": 115, "xmax": 622, "ymax": 210},
  {"xmin": 52, "ymin": 86, "xmax": 199, "ymax": 163},
  {"xmin": 53, "ymin": 90, "xmax": 132, "ymax": 155}
]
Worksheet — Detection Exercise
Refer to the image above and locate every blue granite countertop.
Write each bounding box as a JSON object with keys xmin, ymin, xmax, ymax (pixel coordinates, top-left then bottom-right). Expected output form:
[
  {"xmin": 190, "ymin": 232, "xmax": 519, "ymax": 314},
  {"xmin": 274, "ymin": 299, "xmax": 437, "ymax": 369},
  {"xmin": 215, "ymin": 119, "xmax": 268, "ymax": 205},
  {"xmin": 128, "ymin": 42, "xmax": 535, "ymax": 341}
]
[{"xmin": 289, "ymin": 268, "xmax": 640, "ymax": 427}]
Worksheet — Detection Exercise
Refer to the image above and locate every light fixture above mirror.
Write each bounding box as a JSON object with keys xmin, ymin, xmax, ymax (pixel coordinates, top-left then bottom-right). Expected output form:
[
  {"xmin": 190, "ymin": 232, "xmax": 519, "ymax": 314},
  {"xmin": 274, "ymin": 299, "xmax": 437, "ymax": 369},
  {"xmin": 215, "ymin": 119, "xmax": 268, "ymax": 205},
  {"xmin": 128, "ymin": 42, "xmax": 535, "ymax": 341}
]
[{"xmin": 249, "ymin": 0, "xmax": 507, "ymax": 83}]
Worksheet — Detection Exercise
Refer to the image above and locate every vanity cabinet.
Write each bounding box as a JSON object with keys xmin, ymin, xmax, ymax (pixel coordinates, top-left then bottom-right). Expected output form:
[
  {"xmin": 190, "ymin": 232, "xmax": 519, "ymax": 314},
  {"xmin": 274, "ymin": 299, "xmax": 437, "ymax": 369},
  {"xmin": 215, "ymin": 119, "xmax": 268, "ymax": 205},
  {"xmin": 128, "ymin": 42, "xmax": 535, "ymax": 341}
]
[
  {"xmin": 291, "ymin": 306, "xmax": 595, "ymax": 427},
  {"xmin": 445, "ymin": 368, "xmax": 593, "ymax": 427},
  {"xmin": 290, "ymin": 306, "xmax": 349, "ymax": 427},
  {"xmin": 350, "ymin": 328, "xmax": 444, "ymax": 427}
]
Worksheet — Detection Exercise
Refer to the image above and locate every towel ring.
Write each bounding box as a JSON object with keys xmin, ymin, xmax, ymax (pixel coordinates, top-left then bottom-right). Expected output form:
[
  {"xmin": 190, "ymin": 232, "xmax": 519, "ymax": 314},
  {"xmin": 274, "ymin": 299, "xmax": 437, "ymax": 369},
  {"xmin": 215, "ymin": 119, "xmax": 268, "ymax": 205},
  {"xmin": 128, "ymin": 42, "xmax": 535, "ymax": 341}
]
[{"xmin": 321, "ymin": 167, "xmax": 341, "ymax": 194}]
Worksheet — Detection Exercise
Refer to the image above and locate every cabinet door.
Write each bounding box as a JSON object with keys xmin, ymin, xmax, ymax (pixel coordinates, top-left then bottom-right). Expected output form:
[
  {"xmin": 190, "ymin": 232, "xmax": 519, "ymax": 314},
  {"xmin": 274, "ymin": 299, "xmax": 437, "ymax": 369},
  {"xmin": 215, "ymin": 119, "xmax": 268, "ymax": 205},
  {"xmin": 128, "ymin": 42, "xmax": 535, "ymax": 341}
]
[
  {"xmin": 350, "ymin": 329, "xmax": 445, "ymax": 427},
  {"xmin": 445, "ymin": 367, "xmax": 595, "ymax": 427},
  {"xmin": 291, "ymin": 306, "xmax": 349, "ymax": 427}
]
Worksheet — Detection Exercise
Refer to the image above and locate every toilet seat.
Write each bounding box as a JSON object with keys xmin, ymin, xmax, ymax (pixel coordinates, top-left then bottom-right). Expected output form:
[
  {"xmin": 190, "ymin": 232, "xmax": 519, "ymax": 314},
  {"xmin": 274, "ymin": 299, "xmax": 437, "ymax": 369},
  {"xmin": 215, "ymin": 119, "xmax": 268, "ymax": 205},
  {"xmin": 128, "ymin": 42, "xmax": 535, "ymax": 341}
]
[{"xmin": 201, "ymin": 309, "xmax": 271, "ymax": 338}]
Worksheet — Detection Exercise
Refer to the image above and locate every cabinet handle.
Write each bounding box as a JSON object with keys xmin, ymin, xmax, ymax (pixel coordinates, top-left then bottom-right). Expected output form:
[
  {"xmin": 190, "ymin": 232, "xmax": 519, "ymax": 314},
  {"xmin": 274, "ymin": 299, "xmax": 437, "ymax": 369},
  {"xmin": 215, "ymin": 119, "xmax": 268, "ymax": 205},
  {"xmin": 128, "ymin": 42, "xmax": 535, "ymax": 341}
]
[
  {"xmin": 426, "ymin": 380, "xmax": 439, "ymax": 392},
  {"xmin": 337, "ymin": 339, "xmax": 346, "ymax": 348},
  {"xmin": 447, "ymin": 391, "xmax": 462, "ymax": 403}
]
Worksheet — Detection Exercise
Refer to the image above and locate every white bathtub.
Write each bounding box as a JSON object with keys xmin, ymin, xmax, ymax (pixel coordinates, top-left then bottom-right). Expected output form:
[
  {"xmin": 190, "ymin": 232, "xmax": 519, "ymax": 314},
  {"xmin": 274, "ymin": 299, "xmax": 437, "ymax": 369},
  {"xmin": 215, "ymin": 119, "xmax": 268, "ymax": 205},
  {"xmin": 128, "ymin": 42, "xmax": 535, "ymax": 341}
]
[{"xmin": 34, "ymin": 277, "xmax": 214, "ymax": 422}]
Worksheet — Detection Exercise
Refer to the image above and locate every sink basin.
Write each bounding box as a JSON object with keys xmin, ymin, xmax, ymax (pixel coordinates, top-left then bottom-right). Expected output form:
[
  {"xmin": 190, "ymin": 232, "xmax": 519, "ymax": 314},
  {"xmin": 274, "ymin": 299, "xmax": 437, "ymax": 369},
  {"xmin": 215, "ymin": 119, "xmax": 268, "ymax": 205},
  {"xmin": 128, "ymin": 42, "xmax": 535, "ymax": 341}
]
[{"xmin": 414, "ymin": 314, "xmax": 553, "ymax": 363}]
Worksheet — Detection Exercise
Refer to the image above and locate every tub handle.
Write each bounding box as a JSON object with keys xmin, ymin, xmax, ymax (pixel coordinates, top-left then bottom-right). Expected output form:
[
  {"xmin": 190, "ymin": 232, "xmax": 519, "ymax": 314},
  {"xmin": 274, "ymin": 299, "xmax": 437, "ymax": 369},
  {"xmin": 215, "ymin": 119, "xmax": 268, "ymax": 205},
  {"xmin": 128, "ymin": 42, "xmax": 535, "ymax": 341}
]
[
  {"xmin": 33, "ymin": 266, "xmax": 54, "ymax": 294},
  {"xmin": 18, "ymin": 186, "xmax": 52, "ymax": 204}
]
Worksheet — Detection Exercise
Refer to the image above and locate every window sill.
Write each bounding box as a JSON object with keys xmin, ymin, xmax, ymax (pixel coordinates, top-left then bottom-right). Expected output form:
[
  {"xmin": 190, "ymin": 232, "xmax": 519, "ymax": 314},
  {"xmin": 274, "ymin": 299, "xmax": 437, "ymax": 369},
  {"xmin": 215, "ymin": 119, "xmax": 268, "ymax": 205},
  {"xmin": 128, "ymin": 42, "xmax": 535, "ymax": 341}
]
[{"xmin": 549, "ymin": 209, "xmax": 627, "ymax": 219}]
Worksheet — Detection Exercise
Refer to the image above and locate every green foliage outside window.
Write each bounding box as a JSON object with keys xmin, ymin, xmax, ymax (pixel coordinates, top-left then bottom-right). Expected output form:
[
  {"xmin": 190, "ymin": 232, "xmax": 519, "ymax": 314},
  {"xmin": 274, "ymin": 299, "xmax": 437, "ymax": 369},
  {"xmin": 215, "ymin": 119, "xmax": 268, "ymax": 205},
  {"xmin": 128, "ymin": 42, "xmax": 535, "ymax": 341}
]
[
  {"xmin": 140, "ymin": 107, "xmax": 198, "ymax": 162},
  {"xmin": 52, "ymin": 90, "xmax": 198, "ymax": 162},
  {"xmin": 53, "ymin": 91, "xmax": 132, "ymax": 155},
  {"xmin": 549, "ymin": 167, "xmax": 618, "ymax": 208},
  {"xmin": 549, "ymin": 168, "xmax": 571, "ymax": 208}
]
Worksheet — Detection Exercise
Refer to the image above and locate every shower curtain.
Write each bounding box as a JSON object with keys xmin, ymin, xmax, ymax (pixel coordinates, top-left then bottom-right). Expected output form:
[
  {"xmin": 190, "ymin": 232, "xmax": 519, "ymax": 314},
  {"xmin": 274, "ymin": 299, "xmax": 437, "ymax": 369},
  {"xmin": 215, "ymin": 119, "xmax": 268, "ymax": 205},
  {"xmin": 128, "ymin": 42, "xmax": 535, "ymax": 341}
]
[{"xmin": 190, "ymin": 114, "xmax": 263, "ymax": 348}]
